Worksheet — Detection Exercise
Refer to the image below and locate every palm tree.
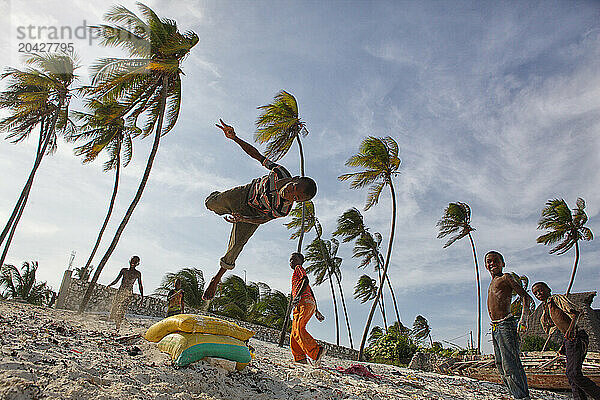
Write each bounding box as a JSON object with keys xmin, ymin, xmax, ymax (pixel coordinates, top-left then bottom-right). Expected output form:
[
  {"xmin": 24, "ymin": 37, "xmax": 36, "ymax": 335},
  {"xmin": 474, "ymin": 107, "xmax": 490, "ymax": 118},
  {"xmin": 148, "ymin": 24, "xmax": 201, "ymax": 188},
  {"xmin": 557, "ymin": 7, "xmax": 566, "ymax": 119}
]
[
  {"xmin": 154, "ymin": 267, "xmax": 205, "ymax": 309},
  {"xmin": 412, "ymin": 315, "xmax": 433, "ymax": 347},
  {"xmin": 334, "ymin": 207, "xmax": 402, "ymax": 328},
  {"xmin": 286, "ymin": 204, "xmax": 354, "ymax": 348},
  {"xmin": 436, "ymin": 202, "xmax": 481, "ymax": 354},
  {"xmin": 79, "ymin": 3, "xmax": 198, "ymax": 312},
  {"xmin": 305, "ymin": 235, "xmax": 341, "ymax": 346},
  {"xmin": 255, "ymin": 90, "xmax": 310, "ymax": 346},
  {"xmin": 0, "ymin": 53, "xmax": 78, "ymax": 268},
  {"xmin": 70, "ymin": 99, "xmax": 138, "ymax": 287},
  {"xmin": 74, "ymin": 265, "xmax": 93, "ymax": 281},
  {"xmin": 252, "ymin": 288, "xmax": 289, "ymax": 329},
  {"xmin": 0, "ymin": 261, "xmax": 56, "ymax": 306},
  {"xmin": 368, "ymin": 326, "xmax": 384, "ymax": 344},
  {"xmin": 339, "ymin": 136, "xmax": 401, "ymax": 361},
  {"xmin": 284, "ymin": 200, "xmax": 315, "ymax": 240},
  {"xmin": 354, "ymin": 274, "xmax": 388, "ymax": 327},
  {"xmin": 537, "ymin": 198, "xmax": 594, "ymax": 295},
  {"xmin": 211, "ymin": 275, "xmax": 260, "ymax": 321}
]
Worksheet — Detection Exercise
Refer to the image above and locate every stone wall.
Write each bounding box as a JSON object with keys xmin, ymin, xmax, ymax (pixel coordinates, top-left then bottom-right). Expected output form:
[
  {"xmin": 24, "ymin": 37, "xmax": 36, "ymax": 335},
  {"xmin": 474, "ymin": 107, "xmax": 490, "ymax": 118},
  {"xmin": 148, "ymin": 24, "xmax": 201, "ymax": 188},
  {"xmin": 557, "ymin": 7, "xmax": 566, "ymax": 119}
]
[{"xmin": 57, "ymin": 273, "xmax": 359, "ymax": 361}]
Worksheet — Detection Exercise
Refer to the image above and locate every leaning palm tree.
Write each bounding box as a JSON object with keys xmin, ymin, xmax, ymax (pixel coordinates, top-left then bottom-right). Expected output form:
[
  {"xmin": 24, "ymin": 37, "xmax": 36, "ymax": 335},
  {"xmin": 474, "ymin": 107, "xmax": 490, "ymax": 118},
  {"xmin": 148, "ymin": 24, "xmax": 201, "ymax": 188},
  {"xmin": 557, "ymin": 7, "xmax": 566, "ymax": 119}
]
[
  {"xmin": 354, "ymin": 274, "xmax": 387, "ymax": 328},
  {"xmin": 252, "ymin": 288, "xmax": 290, "ymax": 329},
  {"xmin": 0, "ymin": 53, "xmax": 78, "ymax": 268},
  {"xmin": 339, "ymin": 136, "xmax": 401, "ymax": 361},
  {"xmin": 79, "ymin": 3, "xmax": 198, "ymax": 312},
  {"xmin": 537, "ymin": 198, "xmax": 593, "ymax": 295},
  {"xmin": 436, "ymin": 202, "xmax": 481, "ymax": 354},
  {"xmin": 0, "ymin": 262, "xmax": 56, "ymax": 306},
  {"xmin": 334, "ymin": 207, "xmax": 402, "ymax": 328},
  {"xmin": 289, "ymin": 207, "xmax": 354, "ymax": 348},
  {"xmin": 70, "ymin": 99, "xmax": 138, "ymax": 287},
  {"xmin": 210, "ymin": 275, "xmax": 260, "ymax": 321},
  {"xmin": 305, "ymin": 235, "xmax": 341, "ymax": 346},
  {"xmin": 255, "ymin": 90, "xmax": 310, "ymax": 346},
  {"xmin": 154, "ymin": 267, "xmax": 205, "ymax": 310},
  {"xmin": 284, "ymin": 200, "xmax": 315, "ymax": 240},
  {"xmin": 412, "ymin": 315, "xmax": 433, "ymax": 347}
]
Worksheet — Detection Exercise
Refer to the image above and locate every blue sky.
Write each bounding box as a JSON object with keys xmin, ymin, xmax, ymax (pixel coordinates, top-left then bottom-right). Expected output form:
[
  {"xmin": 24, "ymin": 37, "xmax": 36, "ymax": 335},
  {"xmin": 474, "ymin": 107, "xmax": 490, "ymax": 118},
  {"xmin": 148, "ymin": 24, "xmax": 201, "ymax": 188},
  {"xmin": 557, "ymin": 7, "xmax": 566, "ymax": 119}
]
[{"xmin": 1, "ymin": 0, "xmax": 599, "ymax": 354}]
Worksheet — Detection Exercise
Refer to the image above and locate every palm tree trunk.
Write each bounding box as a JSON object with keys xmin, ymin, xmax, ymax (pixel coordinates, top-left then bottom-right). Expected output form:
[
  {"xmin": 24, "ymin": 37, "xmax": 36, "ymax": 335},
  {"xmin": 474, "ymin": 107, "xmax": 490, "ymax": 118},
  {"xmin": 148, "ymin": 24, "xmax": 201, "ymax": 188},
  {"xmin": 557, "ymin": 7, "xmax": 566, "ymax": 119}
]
[
  {"xmin": 80, "ymin": 149, "xmax": 121, "ymax": 281},
  {"xmin": 0, "ymin": 116, "xmax": 52, "ymax": 251},
  {"xmin": 358, "ymin": 180, "xmax": 397, "ymax": 361},
  {"xmin": 0, "ymin": 186, "xmax": 30, "ymax": 267},
  {"xmin": 79, "ymin": 78, "xmax": 169, "ymax": 313},
  {"xmin": 278, "ymin": 136, "xmax": 306, "ymax": 347},
  {"xmin": 376, "ymin": 267, "xmax": 388, "ymax": 332},
  {"xmin": 467, "ymin": 232, "xmax": 481, "ymax": 354},
  {"xmin": 0, "ymin": 109, "xmax": 61, "ymax": 267},
  {"xmin": 566, "ymin": 240, "xmax": 580, "ymax": 295},
  {"xmin": 296, "ymin": 135, "xmax": 306, "ymax": 250},
  {"xmin": 328, "ymin": 273, "xmax": 340, "ymax": 346},
  {"xmin": 385, "ymin": 274, "xmax": 401, "ymax": 327},
  {"xmin": 334, "ymin": 275, "xmax": 354, "ymax": 349}
]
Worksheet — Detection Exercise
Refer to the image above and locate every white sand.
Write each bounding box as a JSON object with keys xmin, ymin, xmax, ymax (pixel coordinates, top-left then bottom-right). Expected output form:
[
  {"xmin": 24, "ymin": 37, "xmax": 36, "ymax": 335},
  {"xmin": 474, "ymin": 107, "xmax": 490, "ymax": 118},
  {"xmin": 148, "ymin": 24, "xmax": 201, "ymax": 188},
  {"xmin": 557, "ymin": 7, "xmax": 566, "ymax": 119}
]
[{"xmin": 0, "ymin": 300, "xmax": 571, "ymax": 399}]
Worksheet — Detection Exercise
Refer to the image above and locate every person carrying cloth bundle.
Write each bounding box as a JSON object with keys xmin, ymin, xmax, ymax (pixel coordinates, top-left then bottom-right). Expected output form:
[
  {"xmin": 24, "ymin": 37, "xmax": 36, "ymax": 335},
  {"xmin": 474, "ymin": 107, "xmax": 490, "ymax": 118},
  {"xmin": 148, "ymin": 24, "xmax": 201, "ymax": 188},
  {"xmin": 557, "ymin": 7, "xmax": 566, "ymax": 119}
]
[
  {"xmin": 485, "ymin": 250, "xmax": 534, "ymax": 400},
  {"xmin": 532, "ymin": 282, "xmax": 600, "ymax": 400},
  {"xmin": 203, "ymin": 119, "xmax": 317, "ymax": 300}
]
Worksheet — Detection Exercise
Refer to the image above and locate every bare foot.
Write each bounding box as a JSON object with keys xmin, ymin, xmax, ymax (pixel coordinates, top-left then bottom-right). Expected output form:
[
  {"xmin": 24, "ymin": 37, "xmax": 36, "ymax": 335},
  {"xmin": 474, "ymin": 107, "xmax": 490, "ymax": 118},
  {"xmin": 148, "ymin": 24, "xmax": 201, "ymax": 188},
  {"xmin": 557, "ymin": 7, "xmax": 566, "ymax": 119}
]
[{"xmin": 203, "ymin": 276, "xmax": 221, "ymax": 300}]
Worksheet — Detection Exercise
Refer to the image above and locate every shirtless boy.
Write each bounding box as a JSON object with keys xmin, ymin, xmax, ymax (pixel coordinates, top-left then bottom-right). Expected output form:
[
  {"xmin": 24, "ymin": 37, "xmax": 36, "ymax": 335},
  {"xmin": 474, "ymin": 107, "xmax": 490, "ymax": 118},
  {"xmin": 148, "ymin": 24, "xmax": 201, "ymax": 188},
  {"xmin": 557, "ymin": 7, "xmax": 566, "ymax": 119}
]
[
  {"xmin": 107, "ymin": 255, "xmax": 143, "ymax": 330},
  {"xmin": 486, "ymin": 250, "xmax": 534, "ymax": 400},
  {"xmin": 532, "ymin": 282, "xmax": 600, "ymax": 400}
]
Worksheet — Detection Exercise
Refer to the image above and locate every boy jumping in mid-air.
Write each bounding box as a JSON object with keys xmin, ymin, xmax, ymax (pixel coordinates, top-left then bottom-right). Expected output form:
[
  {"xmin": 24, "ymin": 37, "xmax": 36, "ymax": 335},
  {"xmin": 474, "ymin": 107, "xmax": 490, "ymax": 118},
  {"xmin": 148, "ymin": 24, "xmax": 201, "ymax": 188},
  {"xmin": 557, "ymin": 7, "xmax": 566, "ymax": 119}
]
[
  {"xmin": 532, "ymin": 282, "xmax": 600, "ymax": 400},
  {"xmin": 485, "ymin": 250, "xmax": 534, "ymax": 400},
  {"xmin": 203, "ymin": 120, "xmax": 317, "ymax": 300}
]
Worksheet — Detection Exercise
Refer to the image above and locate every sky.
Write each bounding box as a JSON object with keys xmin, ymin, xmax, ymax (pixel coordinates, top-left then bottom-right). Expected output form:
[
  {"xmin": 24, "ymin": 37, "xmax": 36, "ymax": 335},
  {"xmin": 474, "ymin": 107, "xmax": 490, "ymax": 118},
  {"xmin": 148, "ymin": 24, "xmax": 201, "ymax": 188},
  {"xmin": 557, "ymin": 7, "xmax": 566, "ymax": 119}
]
[{"xmin": 1, "ymin": 0, "xmax": 599, "ymax": 354}]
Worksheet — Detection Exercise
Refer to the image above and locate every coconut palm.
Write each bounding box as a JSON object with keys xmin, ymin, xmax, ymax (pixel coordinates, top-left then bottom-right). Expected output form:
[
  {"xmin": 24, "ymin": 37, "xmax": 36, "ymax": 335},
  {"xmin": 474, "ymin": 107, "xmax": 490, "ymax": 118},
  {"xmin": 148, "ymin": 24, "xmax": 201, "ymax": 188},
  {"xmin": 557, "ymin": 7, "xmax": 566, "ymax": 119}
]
[
  {"xmin": 79, "ymin": 3, "xmax": 198, "ymax": 312},
  {"xmin": 412, "ymin": 315, "xmax": 433, "ymax": 346},
  {"xmin": 154, "ymin": 267, "xmax": 205, "ymax": 309},
  {"xmin": 0, "ymin": 261, "xmax": 56, "ymax": 306},
  {"xmin": 537, "ymin": 198, "xmax": 593, "ymax": 295},
  {"xmin": 354, "ymin": 274, "xmax": 387, "ymax": 322},
  {"xmin": 211, "ymin": 275, "xmax": 260, "ymax": 321},
  {"xmin": 252, "ymin": 288, "xmax": 289, "ymax": 329},
  {"xmin": 284, "ymin": 200, "xmax": 315, "ymax": 240},
  {"xmin": 334, "ymin": 207, "xmax": 402, "ymax": 328},
  {"xmin": 436, "ymin": 202, "xmax": 481, "ymax": 354},
  {"xmin": 305, "ymin": 235, "xmax": 341, "ymax": 346},
  {"xmin": 0, "ymin": 53, "xmax": 78, "ymax": 268},
  {"xmin": 74, "ymin": 265, "xmax": 93, "ymax": 281},
  {"xmin": 339, "ymin": 136, "xmax": 401, "ymax": 360},
  {"xmin": 256, "ymin": 90, "xmax": 310, "ymax": 346},
  {"xmin": 368, "ymin": 326, "xmax": 384, "ymax": 344},
  {"xmin": 301, "ymin": 215, "xmax": 354, "ymax": 348},
  {"xmin": 70, "ymin": 99, "xmax": 138, "ymax": 287}
]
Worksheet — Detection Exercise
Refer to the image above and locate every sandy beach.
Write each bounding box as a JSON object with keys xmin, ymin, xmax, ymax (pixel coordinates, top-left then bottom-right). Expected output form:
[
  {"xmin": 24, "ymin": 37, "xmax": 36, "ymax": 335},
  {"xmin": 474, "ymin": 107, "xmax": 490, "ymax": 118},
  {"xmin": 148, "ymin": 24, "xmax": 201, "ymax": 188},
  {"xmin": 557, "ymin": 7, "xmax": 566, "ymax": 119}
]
[{"xmin": 0, "ymin": 300, "xmax": 572, "ymax": 400}]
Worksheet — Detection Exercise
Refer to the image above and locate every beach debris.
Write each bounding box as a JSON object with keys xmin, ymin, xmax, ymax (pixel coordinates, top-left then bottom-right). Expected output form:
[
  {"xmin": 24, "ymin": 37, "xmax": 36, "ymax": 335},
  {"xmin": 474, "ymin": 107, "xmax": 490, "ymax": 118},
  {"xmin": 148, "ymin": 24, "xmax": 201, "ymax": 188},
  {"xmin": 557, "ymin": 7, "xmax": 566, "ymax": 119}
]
[{"xmin": 127, "ymin": 346, "xmax": 142, "ymax": 356}]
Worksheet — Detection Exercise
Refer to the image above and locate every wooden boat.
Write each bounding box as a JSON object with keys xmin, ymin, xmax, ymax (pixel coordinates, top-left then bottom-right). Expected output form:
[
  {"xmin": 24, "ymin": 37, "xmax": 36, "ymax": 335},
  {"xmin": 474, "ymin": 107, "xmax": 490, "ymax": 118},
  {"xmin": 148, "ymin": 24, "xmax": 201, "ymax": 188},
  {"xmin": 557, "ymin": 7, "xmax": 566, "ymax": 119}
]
[{"xmin": 443, "ymin": 351, "xmax": 600, "ymax": 390}]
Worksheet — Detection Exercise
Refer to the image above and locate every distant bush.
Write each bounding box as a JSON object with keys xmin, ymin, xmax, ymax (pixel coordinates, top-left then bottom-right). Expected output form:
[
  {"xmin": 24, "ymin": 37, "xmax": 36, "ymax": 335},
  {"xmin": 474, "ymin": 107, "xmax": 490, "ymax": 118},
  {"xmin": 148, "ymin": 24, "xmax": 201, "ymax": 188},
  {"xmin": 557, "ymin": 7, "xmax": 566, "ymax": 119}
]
[
  {"xmin": 521, "ymin": 335, "xmax": 560, "ymax": 352},
  {"xmin": 366, "ymin": 331, "xmax": 417, "ymax": 366}
]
